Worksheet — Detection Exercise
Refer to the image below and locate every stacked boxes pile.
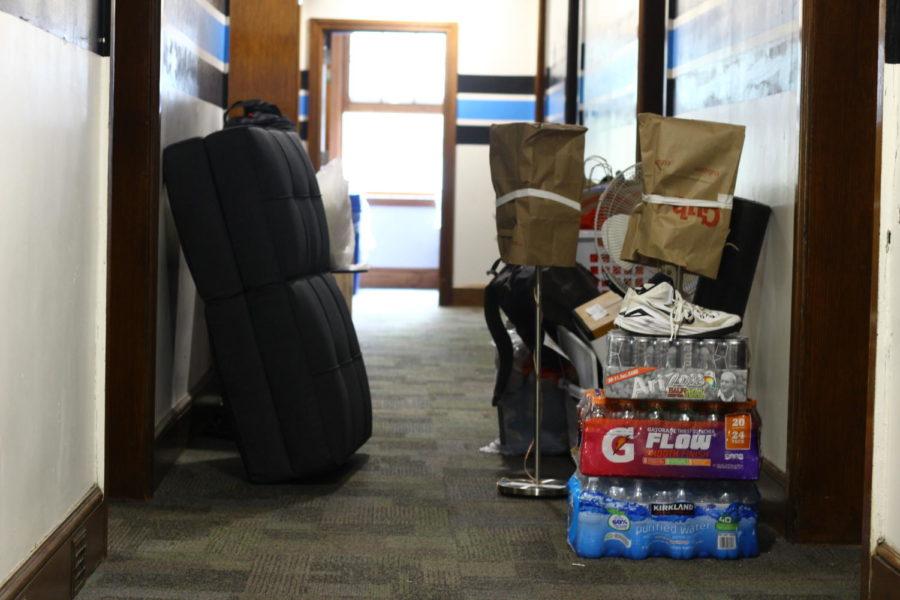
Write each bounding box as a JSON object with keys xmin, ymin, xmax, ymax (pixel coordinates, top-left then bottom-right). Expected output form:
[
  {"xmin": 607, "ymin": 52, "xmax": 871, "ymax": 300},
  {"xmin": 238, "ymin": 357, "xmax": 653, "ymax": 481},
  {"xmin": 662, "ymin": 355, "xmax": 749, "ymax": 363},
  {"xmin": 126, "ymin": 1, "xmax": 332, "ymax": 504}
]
[{"xmin": 568, "ymin": 330, "xmax": 761, "ymax": 560}]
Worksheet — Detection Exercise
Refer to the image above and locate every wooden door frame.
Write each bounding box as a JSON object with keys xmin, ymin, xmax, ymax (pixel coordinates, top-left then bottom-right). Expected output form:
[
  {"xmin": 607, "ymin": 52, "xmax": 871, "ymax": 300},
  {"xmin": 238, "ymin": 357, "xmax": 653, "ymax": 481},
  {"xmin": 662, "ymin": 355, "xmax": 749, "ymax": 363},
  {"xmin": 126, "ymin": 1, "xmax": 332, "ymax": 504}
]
[
  {"xmin": 307, "ymin": 19, "xmax": 459, "ymax": 306},
  {"xmin": 862, "ymin": 2, "xmax": 889, "ymax": 596},
  {"xmin": 105, "ymin": 0, "xmax": 161, "ymax": 500},
  {"xmin": 788, "ymin": 0, "xmax": 881, "ymax": 544}
]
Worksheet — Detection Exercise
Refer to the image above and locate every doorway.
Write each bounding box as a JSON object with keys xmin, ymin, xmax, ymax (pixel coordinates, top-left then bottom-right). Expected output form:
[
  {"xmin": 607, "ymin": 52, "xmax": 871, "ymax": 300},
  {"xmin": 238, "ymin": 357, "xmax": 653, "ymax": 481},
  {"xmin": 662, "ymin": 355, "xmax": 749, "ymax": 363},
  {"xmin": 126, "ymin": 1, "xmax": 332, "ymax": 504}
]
[{"xmin": 308, "ymin": 20, "xmax": 458, "ymax": 305}]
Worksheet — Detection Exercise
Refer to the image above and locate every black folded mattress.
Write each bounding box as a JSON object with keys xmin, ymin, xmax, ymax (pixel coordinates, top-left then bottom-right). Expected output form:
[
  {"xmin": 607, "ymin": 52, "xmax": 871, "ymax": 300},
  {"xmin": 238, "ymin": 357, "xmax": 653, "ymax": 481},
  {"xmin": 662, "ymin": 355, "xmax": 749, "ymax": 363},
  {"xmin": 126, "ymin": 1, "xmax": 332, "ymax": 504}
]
[{"xmin": 162, "ymin": 125, "xmax": 371, "ymax": 482}]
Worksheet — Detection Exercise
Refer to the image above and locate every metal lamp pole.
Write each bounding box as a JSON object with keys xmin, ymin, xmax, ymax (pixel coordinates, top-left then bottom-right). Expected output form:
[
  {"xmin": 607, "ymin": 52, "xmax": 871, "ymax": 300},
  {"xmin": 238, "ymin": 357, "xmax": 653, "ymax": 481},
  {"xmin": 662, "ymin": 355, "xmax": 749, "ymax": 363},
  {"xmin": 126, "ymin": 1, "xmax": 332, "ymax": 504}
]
[{"xmin": 497, "ymin": 268, "xmax": 568, "ymax": 498}]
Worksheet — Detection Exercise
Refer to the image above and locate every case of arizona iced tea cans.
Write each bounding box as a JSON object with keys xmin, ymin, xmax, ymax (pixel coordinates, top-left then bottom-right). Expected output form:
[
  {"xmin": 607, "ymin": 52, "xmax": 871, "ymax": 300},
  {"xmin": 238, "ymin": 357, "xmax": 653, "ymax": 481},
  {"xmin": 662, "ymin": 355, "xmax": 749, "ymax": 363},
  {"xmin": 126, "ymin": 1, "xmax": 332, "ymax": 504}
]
[
  {"xmin": 567, "ymin": 474, "xmax": 760, "ymax": 560},
  {"xmin": 604, "ymin": 330, "xmax": 749, "ymax": 402}
]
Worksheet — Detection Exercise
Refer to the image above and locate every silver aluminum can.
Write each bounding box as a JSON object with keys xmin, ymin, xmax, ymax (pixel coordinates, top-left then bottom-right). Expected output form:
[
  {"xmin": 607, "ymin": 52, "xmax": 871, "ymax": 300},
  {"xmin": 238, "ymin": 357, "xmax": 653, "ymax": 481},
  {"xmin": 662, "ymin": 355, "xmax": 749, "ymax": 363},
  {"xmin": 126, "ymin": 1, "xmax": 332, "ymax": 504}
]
[{"xmin": 725, "ymin": 338, "xmax": 747, "ymax": 369}]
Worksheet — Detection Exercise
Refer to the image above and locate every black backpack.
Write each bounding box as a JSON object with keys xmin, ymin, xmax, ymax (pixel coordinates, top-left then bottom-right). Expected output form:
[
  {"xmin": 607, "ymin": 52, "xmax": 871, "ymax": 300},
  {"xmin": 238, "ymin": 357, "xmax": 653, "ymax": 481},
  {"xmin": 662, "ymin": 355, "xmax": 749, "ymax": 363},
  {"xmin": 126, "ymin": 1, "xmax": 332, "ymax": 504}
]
[
  {"xmin": 483, "ymin": 259, "xmax": 601, "ymax": 405},
  {"xmin": 224, "ymin": 99, "xmax": 295, "ymax": 132}
]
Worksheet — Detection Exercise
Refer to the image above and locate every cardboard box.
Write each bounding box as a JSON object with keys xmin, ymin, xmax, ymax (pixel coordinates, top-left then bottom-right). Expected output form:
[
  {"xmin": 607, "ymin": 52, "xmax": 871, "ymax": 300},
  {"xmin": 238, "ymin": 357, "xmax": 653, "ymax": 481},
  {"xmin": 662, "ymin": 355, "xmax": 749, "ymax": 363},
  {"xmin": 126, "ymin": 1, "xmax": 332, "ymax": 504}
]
[
  {"xmin": 575, "ymin": 291, "xmax": 622, "ymax": 339},
  {"xmin": 580, "ymin": 410, "xmax": 759, "ymax": 480}
]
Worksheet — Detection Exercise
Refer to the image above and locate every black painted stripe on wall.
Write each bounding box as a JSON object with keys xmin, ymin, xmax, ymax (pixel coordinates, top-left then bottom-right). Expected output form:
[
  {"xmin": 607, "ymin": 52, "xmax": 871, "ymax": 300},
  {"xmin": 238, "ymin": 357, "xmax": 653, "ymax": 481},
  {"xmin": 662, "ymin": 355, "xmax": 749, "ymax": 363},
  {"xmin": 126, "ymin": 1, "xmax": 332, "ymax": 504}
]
[
  {"xmin": 162, "ymin": 33, "xmax": 227, "ymax": 107},
  {"xmin": 888, "ymin": 0, "xmax": 900, "ymax": 64},
  {"xmin": 0, "ymin": 0, "xmax": 106, "ymax": 54},
  {"xmin": 457, "ymin": 125, "xmax": 490, "ymax": 145},
  {"xmin": 457, "ymin": 75, "xmax": 534, "ymax": 95},
  {"xmin": 206, "ymin": 0, "xmax": 229, "ymax": 14}
]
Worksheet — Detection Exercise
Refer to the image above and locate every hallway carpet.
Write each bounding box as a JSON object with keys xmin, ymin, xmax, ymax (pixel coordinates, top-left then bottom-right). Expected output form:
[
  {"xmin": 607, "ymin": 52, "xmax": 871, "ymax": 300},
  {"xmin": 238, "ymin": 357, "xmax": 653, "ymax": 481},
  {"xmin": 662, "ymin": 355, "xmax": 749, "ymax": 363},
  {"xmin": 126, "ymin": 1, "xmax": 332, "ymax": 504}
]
[{"xmin": 80, "ymin": 290, "xmax": 859, "ymax": 600}]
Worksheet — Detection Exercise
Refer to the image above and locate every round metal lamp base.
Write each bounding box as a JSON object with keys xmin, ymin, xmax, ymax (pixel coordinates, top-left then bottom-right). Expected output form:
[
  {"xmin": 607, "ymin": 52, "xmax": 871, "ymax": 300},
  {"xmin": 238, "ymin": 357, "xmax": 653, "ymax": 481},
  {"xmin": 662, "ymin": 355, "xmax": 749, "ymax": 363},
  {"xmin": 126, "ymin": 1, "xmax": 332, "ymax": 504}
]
[{"xmin": 497, "ymin": 477, "xmax": 568, "ymax": 498}]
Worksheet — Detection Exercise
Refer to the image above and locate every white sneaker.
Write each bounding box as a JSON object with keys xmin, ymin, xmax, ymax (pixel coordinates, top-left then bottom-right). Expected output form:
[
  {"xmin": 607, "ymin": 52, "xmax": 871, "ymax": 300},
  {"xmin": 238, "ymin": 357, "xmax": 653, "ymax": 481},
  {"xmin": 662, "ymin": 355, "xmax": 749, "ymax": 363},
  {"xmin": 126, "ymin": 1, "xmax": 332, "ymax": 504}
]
[{"xmin": 613, "ymin": 274, "xmax": 741, "ymax": 338}]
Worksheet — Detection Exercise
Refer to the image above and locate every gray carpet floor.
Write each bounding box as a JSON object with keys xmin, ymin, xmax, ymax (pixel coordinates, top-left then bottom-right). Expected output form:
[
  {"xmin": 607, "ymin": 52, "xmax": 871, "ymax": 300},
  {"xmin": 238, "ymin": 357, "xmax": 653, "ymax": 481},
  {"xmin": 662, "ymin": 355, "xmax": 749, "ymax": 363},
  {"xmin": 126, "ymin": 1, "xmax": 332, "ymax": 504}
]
[{"xmin": 80, "ymin": 289, "xmax": 860, "ymax": 599}]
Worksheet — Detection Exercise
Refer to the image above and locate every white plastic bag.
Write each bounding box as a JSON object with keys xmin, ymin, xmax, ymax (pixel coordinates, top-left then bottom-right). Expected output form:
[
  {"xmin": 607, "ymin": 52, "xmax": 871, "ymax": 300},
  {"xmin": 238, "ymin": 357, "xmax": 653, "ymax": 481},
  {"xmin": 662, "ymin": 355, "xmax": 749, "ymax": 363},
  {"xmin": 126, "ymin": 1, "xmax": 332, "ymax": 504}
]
[{"xmin": 316, "ymin": 158, "xmax": 355, "ymax": 269}]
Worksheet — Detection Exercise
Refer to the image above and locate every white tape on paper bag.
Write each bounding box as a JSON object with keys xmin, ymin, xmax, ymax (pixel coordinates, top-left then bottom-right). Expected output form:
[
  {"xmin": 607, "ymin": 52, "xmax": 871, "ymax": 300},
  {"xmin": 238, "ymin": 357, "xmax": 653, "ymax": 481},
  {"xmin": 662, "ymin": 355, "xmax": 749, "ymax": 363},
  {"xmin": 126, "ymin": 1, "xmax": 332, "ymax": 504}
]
[{"xmin": 495, "ymin": 188, "xmax": 581, "ymax": 212}]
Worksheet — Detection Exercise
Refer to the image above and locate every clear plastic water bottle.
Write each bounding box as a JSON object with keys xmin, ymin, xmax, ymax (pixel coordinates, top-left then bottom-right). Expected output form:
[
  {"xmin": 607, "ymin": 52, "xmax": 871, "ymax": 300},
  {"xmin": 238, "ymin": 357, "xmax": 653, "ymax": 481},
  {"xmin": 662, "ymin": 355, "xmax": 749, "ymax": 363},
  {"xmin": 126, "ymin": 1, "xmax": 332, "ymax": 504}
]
[
  {"xmin": 670, "ymin": 401, "xmax": 693, "ymax": 422},
  {"xmin": 613, "ymin": 400, "xmax": 637, "ymax": 420},
  {"xmin": 718, "ymin": 483, "xmax": 736, "ymax": 506},
  {"xmin": 631, "ymin": 478, "xmax": 647, "ymax": 503},
  {"xmin": 652, "ymin": 483, "xmax": 675, "ymax": 504},
  {"xmin": 588, "ymin": 393, "xmax": 607, "ymax": 420},
  {"xmin": 644, "ymin": 401, "xmax": 664, "ymax": 420},
  {"xmin": 607, "ymin": 478, "xmax": 628, "ymax": 501},
  {"xmin": 701, "ymin": 402, "xmax": 721, "ymax": 422}
]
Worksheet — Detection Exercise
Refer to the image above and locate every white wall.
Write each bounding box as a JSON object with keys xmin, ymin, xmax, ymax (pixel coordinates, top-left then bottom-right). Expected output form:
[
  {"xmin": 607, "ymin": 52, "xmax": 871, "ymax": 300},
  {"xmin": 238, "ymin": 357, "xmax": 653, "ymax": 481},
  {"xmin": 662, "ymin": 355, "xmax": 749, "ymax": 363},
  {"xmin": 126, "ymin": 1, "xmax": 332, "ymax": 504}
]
[
  {"xmin": 670, "ymin": 1, "xmax": 801, "ymax": 473},
  {"xmin": 871, "ymin": 63, "xmax": 900, "ymax": 552},
  {"xmin": 155, "ymin": 0, "xmax": 226, "ymax": 427},
  {"xmin": 0, "ymin": 11, "xmax": 108, "ymax": 584},
  {"xmin": 680, "ymin": 92, "xmax": 799, "ymax": 472},
  {"xmin": 301, "ymin": 0, "xmax": 540, "ymax": 287},
  {"xmin": 155, "ymin": 88, "xmax": 220, "ymax": 427}
]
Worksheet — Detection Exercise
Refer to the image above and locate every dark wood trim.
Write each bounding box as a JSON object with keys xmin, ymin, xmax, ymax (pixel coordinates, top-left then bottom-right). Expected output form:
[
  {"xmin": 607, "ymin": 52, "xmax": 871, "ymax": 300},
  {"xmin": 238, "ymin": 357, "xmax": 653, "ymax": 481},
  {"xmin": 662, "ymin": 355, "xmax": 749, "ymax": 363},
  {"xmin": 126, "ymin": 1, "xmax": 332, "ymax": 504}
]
[
  {"xmin": 871, "ymin": 545, "xmax": 900, "ymax": 600},
  {"xmin": 788, "ymin": 0, "xmax": 880, "ymax": 543},
  {"xmin": 636, "ymin": 0, "xmax": 666, "ymax": 114},
  {"xmin": 153, "ymin": 369, "xmax": 214, "ymax": 488},
  {"xmin": 106, "ymin": 0, "xmax": 161, "ymax": 501},
  {"xmin": 308, "ymin": 19, "xmax": 458, "ymax": 307},
  {"xmin": 863, "ymin": 3, "xmax": 887, "ymax": 594},
  {"xmin": 0, "ymin": 486, "xmax": 106, "ymax": 600},
  {"xmin": 451, "ymin": 286, "xmax": 485, "ymax": 307},
  {"xmin": 439, "ymin": 25, "xmax": 458, "ymax": 307},
  {"xmin": 636, "ymin": 0, "xmax": 666, "ymax": 159},
  {"xmin": 0, "ymin": 0, "xmax": 106, "ymax": 54},
  {"xmin": 878, "ymin": 543, "xmax": 900, "ymax": 573},
  {"xmin": 326, "ymin": 31, "xmax": 348, "ymax": 160},
  {"xmin": 228, "ymin": 0, "xmax": 301, "ymax": 124},
  {"xmin": 359, "ymin": 268, "xmax": 439, "ymax": 289},
  {"xmin": 564, "ymin": 0, "xmax": 579, "ymax": 124},
  {"xmin": 535, "ymin": 0, "xmax": 547, "ymax": 122},
  {"xmin": 366, "ymin": 198, "xmax": 436, "ymax": 208}
]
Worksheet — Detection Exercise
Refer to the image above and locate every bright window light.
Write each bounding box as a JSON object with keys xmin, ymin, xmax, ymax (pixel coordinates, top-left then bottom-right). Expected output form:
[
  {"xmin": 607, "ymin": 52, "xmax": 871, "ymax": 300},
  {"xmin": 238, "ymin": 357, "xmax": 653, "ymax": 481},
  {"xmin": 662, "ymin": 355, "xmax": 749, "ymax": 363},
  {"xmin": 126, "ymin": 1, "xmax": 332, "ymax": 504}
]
[
  {"xmin": 341, "ymin": 112, "xmax": 444, "ymax": 196},
  {"xmin": 348, "ymin": 31, "xmax": 446, "ymax": 105}
]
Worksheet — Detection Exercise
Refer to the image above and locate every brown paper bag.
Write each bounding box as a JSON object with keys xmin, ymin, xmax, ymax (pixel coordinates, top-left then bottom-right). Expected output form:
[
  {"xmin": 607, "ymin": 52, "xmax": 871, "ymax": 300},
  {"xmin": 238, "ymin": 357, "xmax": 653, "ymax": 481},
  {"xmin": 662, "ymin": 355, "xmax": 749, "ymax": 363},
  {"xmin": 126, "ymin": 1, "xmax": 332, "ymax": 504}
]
[
  {"xmin": 621, "ymin": 113, "xmax": 745, "ymax": 279},
  {"xmin": 489, "ymin": 122, "xmax": 587, "ymax": 267}
]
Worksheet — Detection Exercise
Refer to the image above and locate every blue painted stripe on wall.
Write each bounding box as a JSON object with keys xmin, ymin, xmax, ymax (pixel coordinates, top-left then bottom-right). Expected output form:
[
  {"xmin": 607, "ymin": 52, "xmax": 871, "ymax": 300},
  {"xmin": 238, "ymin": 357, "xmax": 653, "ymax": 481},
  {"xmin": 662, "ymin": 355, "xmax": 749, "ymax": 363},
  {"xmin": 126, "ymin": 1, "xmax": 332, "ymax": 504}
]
[
  {"xmin": 298, "ymin": 93, "xmax": 309, "ymax": 119},
  {"xmin": 668, "ymin": 0, "xmax": 799, "ymax": 70},
  {"xmin": 197, "ymin": 8, "xmax": 229, "ymax": 63},
  {"xmin": 457, "ymin": 98, "xmax": 534, "ymax": 121},
  {"xmin": 545, "ymin": 86, "xmax": 566, "ymax": 123},
  {"xmin": 164, "ymin": 0, "xmax": 229, "ymax": 67}
]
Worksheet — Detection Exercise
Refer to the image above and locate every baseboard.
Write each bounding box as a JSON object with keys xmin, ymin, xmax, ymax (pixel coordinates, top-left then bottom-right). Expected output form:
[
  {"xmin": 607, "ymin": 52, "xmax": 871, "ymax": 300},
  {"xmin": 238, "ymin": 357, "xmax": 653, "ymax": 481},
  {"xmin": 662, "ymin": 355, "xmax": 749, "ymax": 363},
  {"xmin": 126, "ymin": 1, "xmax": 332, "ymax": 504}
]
[
  {"xmin": 871, "ymin": 543, "xmax": 900, "ymax": 599},
  {"xmin": 761, "ymin": 457, "xmax": 788, "ymax": 490},
  {"xmin": 451, "ymin": 286, "xmax": 484, "ymax": 307},
  {"xmin": 759, "ymin": 458, "xmax": 788, "ymax": 536},
  {"xmin": 0, "ymin": 485, "xmax": 106, "ymax": 600},
  {"xmin": 153, "ymin": 369, "xmax": 214, "ymax": 488},
  {"xmin": 359, "ymin": 268, "xmax": 438, "ymax": 289}
]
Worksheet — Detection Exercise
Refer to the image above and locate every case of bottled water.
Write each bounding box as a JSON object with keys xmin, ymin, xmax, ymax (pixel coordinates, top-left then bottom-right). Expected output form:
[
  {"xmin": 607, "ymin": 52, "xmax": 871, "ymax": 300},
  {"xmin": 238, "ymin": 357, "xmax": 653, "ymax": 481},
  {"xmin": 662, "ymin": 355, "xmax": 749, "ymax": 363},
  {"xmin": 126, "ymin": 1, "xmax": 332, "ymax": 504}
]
[
  {"xmin": 604, "ymin": 330, "xmax": 749, "ymax": 402},
  {"xmin": 567, "ymin": 473, "xmax": 759, "ymax": 560}
]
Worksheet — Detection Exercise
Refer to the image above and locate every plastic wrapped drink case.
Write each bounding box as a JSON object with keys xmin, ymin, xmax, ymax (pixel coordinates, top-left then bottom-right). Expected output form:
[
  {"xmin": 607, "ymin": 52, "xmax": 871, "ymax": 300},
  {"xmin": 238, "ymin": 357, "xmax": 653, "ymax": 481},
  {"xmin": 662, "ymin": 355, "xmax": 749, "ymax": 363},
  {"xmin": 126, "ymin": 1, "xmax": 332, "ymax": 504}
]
[
  {"xmin": 567, "ymin": 475, "xmax": 760, "ymax": 560},
  {"xmin": 605, "ymin": 330, "xmax": 749, "ymax": 402},
  {"xmin": 579, "ymin": 408, "xmax": 760, "ymax": 480}
]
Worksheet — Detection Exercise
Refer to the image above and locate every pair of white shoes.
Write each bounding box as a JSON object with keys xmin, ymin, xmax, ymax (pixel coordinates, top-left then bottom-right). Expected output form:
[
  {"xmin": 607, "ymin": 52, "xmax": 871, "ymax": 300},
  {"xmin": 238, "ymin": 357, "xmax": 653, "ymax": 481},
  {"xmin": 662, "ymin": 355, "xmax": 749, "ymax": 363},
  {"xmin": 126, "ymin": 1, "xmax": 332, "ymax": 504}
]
[{"xmin": 613, "ymin": 274, "xmax": 741, "ymax": 339}]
